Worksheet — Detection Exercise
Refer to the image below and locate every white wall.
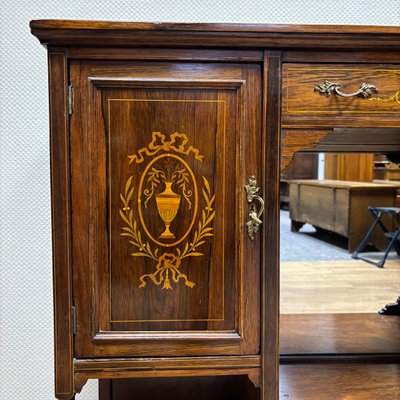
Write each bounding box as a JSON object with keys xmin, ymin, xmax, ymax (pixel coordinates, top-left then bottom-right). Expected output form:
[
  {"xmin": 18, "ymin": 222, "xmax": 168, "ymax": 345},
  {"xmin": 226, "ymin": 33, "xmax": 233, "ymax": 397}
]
[{"xmin": 0, "ymin": 1, "xmax": 399, "ymax": 399}]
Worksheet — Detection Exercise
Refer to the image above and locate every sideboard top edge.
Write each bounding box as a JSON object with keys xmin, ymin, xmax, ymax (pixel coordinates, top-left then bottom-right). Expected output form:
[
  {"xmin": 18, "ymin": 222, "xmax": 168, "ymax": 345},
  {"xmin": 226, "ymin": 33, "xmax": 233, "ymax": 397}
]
[
  {"xmin": 30, "ymin": 20, "xmax": 400, "ymax": 50},
  {"xmin": 29, "ymin": 20, "xmax": 400, "ymax": 34}
]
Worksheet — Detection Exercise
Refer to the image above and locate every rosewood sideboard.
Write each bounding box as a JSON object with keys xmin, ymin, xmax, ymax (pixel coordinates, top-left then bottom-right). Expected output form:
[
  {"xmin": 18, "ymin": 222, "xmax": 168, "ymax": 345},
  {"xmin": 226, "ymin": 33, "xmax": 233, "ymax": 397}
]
[{"xmin": 30, "ymin": 20, "xmax": 400, "ymax": 400}]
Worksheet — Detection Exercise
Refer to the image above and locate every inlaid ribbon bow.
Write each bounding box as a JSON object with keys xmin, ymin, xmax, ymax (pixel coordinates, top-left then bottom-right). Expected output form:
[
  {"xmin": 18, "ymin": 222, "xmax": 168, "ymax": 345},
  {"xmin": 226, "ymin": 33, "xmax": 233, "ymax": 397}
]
[
  {"xmin": 139, "ymin": 253, "xmax": 195, "ymax": 289},
  {"xmin": 128, "ymin": 132, "xmax": 203, "ymax": 164}
]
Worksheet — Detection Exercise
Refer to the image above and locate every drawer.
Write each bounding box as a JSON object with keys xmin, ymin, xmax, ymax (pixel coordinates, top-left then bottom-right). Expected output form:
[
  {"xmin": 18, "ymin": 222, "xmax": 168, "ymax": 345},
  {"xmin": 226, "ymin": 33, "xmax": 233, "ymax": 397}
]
[{"xmin": 282, "ymin": 64, "xmax": 400, "ymax": 128}]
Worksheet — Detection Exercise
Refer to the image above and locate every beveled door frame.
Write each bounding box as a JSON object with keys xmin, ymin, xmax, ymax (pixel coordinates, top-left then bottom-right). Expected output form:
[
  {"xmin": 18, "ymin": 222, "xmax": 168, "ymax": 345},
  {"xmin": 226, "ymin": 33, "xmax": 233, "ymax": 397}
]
[{"xmin": 88, "ymin": 76, "xmax": 248, "ymax": 346}]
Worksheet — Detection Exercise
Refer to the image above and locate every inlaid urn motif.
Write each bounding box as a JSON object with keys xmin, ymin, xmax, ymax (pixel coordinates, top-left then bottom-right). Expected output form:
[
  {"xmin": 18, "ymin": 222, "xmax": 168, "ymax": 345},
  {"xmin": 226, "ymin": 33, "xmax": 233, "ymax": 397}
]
[{"xmin": 155, "ymin": 180, "xmax": 181, "ymax": 239}]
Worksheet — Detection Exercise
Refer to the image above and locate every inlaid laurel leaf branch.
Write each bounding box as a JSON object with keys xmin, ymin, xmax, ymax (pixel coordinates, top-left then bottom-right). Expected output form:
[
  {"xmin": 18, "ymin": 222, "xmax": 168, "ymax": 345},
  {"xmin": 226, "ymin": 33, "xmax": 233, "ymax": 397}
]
[
  {"xmin": 178, "ymin": 176, "xmax": 215, "ymax": 259},
  {"xmin": 120, "ymin": 176, "xmax": 158, "ymax": 260},
  {"xmin": 369, "ymin": 90, "xmax": 400, "ymax": 105}
]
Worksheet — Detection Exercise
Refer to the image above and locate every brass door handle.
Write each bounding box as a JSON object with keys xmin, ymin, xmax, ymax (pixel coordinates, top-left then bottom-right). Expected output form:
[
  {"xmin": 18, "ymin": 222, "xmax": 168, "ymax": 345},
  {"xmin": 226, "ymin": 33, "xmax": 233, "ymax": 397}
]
[
  {"xmin": 314, "ymin": 80, "xmax": 379, "ymax": 98},
  {"xmin": 244, "ymin": 176, "xmax": 264, "ymax": 240}
]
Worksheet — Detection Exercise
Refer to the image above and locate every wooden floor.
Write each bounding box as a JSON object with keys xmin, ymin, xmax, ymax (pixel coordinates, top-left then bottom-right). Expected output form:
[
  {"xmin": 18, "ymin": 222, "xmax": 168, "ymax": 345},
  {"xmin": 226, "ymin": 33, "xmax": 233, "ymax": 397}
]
[
  {"xmin": 281, "ymin": 258, "xmax": 400, "ymax": 314},
  {"xmin": 280, "ymin": 363, "xmax": 400, "ymax": 399},
  {"xmin": 281, "ymin": 258, "xmax": 400, "ymax": 354}
]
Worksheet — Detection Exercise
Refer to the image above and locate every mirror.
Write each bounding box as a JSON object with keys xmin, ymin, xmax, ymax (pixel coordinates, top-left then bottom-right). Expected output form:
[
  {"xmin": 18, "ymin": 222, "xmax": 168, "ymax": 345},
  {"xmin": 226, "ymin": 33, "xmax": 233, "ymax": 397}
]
[{"xmin": 280, "ymin": 149, "xmax": 400, "ymax": 356}]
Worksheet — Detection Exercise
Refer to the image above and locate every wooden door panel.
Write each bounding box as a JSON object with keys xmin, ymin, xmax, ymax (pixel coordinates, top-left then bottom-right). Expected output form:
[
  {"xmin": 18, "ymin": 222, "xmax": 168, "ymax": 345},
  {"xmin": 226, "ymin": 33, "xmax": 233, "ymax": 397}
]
[
  {"xmin": 106, "ymin": 89, "xmax": 234, "ymax": 331},
  {"xmin": 71, "ymin": 62, "xmax": 261, "ymax": 357}
]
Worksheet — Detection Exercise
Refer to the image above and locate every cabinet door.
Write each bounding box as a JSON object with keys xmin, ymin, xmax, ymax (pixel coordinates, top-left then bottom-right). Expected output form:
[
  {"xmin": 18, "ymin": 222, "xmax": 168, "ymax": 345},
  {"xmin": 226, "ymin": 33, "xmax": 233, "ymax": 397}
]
[{"xmin": 71, "ymin": 62, "xmax": 261, "ymax": 357}]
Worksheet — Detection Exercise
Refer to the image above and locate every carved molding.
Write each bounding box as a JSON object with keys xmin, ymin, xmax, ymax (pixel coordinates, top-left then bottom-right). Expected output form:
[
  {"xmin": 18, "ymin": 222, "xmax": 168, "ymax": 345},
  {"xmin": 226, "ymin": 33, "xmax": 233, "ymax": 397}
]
[
  {"xmin": 247, "ymin": 370, "xmax": 261, "ymax": 388},
  {"xmin": 74, "ymin": 374, "xmax": 89, "ymax": 395},
  {"xmin": 73, "ymin": 356, "xmax": 261, "ymax": 393},
  {"xmin": 281, "ymin": 130, "xmax": 329, "ymax": 170},
  {"xmin": 281, "ymin": 127, "xmax": 400, "ymax": 171}
]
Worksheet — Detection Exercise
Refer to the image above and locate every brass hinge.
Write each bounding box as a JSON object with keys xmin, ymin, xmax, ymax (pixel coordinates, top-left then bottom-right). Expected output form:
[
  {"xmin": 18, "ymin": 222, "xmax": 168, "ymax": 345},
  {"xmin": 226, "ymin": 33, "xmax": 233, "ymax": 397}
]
[
  {"xmin": 72, "ymin": 305, "xmax": 77, "ymax": 335},
  {"xmin": 67, "ymin": 85, "xmax": 74, "ymax": 115}
]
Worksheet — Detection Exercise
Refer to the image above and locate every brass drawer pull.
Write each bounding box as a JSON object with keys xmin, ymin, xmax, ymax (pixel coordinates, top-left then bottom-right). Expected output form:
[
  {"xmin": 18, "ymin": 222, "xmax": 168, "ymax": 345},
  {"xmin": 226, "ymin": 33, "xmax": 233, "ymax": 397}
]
[
  {"xmin": 245, "ymin": 176, "xmax": 264, "ymax": 240},
  {"xmin": 315, "ymin": 80, "xmax": 379, "ymax": 98}
]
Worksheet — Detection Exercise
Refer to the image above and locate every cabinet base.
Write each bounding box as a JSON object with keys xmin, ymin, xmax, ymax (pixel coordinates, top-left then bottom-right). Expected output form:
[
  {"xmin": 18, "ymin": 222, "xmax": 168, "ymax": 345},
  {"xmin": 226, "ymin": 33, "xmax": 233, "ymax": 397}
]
[{"xmin": 70, "ymin": 355, "xmax": 262, "ymax": 397}]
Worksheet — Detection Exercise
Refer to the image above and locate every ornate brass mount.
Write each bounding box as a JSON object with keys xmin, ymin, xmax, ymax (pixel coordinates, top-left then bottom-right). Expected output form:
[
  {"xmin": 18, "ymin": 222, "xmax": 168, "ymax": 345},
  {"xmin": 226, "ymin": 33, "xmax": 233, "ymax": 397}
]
[
  {"xmin": 314, "ymin": 80, "xmax": 379, "ymax": 98},
  {"xmin": 244, "ymin": 176, "xmax": 264, "ymax": 240}
]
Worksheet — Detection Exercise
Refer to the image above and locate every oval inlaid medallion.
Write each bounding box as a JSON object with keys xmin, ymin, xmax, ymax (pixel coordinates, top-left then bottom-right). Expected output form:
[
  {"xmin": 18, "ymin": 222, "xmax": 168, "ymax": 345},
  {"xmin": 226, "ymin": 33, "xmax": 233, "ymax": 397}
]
[{"xmin": 138, "ymin": 153, "xmax": 198, "ymax": 247}]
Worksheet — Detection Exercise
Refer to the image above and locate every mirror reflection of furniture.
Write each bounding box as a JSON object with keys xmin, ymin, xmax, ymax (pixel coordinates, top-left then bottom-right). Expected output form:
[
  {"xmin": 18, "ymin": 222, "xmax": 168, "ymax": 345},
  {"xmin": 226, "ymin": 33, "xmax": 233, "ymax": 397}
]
[
  {"xmin": 289, "ymin": 179, "xmax": 400, "ymax": 252},
  {"xmin": 325, "ymin": 153, "xmax": 374, "ymax": 182},
  {"xmin": 323, "ymin": 153, "xmax": 400, "ymax": 183},
  {"xmin": 280, "ymin": 153, "xmax": 318, "ymax": 209},
  {"xmin": 352, "ymin": 206, "xmax": 400, "ymax": 268},
  {"xmin": 374, "ymin": 154, "xmax": 400, "ymax": 181}
]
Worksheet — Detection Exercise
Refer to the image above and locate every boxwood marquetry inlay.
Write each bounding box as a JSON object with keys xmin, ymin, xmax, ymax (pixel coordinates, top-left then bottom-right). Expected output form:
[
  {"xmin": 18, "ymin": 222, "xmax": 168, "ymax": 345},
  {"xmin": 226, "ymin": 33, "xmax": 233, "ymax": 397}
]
[{"xmin": 120, "ymin": 132, "xmax": 215, "ymax": 290}]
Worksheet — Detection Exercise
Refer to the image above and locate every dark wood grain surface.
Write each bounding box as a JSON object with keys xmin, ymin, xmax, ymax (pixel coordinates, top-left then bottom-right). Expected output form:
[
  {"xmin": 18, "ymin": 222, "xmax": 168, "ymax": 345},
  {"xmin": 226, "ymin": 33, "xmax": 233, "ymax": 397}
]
[
  {"xmin": 30, "ymin": 20, "xmax": 400, "ymax": 50},
  {"xmin": 66, "ymin": 48, "xmax": 264, "ymax": 62},
  {"xmin": 283, "ymin": 50, "xmax": 400, "ymax": 64},
  {"xmin": 48, "ymin": 48, "xmax": 74, "ymax": 400},
  {"xmin": 281, "ymin": 313, "xmax": 400, "ymax": 355},
  {"xmin": 281, "ymin": 130, "xmax": 328, "ymax": 170},
  {"xmin": 282, "ymin": 64, "xmax": 400, "ymax": 128},
  {"xmin": 262, "ymin": 50, "xmax": 282, "ymax": 400},
  {"xmin": 281, "ymin": 128, "xmax": 400, "ymax": 170},
  {"xmin": 70, "ymin": 61, "xmax": 261, "ymax": 358},
  {"xmin": 30, "ymin": 20, "xmax": 400, "ymax": 33},
  {"xmin": 280, "ymin": 363, "xmax": 400, "ymax": 399}
]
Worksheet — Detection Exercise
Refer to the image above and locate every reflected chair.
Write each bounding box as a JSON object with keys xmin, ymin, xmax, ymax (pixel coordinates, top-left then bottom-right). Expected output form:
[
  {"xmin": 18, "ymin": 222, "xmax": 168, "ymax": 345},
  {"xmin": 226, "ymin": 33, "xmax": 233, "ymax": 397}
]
[{"xmin": 352, "ymin": 207, "xmax": 400, "ymax": 268}]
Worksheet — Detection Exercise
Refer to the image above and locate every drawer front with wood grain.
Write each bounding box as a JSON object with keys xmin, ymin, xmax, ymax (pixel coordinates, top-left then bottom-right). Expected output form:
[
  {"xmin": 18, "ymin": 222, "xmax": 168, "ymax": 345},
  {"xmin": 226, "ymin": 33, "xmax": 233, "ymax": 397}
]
[{"xmin": 282, "ymin": 64, "xmax": 400, "ymax": 128}]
